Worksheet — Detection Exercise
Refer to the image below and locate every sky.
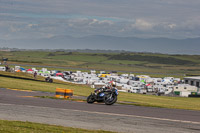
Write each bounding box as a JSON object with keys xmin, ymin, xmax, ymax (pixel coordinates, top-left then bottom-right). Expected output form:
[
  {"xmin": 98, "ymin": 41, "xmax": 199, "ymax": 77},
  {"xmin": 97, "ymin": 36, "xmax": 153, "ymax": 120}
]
[{"xmin": 0, "ymin": 0, "xmax": 200, "ymax": 41}]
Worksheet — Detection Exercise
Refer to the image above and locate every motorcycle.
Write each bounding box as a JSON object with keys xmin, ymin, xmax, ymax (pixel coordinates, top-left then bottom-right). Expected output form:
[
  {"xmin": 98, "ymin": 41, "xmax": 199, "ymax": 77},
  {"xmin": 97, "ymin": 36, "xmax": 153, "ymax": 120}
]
[
  {"xmin": 45, "ymin": 77, "xmax": 53, "ymax": 83},
  {"xmin": 87, "ymin": 87, "xmax": 118, "ymax": 105}
]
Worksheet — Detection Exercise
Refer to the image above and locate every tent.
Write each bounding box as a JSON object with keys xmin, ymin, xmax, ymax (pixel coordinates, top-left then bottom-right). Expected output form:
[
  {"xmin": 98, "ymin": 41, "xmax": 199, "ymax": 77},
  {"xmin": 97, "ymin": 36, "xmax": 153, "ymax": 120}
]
[
  {"xmin": 146, "ymin": 84, "xmax": 151, "ymax": 86},
  {"xmin": 16, "ymin": 70, "xmax": 21, "ymax": 72},
  {"xmin": 44, "ymin": 71, "xmax": 50, "ymax": 74},
  {"xmin": 56, "ymin": 73, "xmax": 63, "ymax": 77},
  {"xmin": 141, "ymin": 80, "xmax": 146, "ymax": 84},
  {"xmin": 27, "ymin": 69, "xmax": 33, "ymax": 71},
  {"xmin": 20, "ymin": 67, "xmax": 26, "ymax": 71}
]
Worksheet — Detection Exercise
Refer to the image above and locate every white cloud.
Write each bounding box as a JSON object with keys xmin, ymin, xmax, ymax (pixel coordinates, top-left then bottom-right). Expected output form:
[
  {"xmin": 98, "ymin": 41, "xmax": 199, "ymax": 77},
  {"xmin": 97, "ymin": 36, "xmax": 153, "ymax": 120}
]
[
  {"xmin": 168, "ymin": 24, "xmax": 176, "ymax": 29},
  {"xmin": 10, "ymin": 25, "xmax": 20, "ymax": 32},
  {"xmin": 46, "ymin": 34, "xmax": 54, "ymax": 38},
  {"xmin": 99, "ymin": 20, "xmax": 114, "ymax": 25},
  {"xmin": 67, "ymin": 18, "xmax": 90, "ymax": 28},
  {"xmin": 89, "ymin": 19, "xmax": 98, "ymax": 25},
  {"xmin": 27, "ymin": 24, "xmax": 38, "ymax": 28},
  {"xmin": 89, "ymin": 19, "xmax": 114, "ymax": 25},
  {"xmin": 131, "ymin": 19, "xmax": 153, "ymax": 31}
]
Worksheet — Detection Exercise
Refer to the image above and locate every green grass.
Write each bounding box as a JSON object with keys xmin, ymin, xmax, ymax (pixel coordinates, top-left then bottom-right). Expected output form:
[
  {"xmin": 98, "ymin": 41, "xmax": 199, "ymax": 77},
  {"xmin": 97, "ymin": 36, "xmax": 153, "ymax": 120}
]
[
  {"xmin": 0, "ymin": 71, "xmax": 92, "ymax": 96},
  {"xmin": 1, "ymin": 71, "xmax": 200, "ymax": 110},
  {"xmin": 118, "ymin": 92, "xmax": 200, "ymax": 110},
  {"xmin": 0, "ymin": 120, "xmax": 115, "ymax": 133},
  {"xmin": 1, "ymin": 51, "xmax": 200, "ymax": 76}
]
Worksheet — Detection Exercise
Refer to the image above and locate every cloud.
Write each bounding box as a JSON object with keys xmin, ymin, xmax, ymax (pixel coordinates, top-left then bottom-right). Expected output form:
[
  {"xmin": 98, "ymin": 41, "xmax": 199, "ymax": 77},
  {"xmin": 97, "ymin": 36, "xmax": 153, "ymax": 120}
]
[
  {"xmin": 46, "ymin": 34, "xmax": 54, "ymax": 38},
  {"xmin": 66, "ymin": 18, "xmax": 114, "ymax": 29},
  {"xmin": 89, "ymin": 19, "xmax": 114, "ymax": 25},
  {"xmin": 119, "ymin": 19, "xmax": 154, "ymax": 32},
  {"xmin": 180, "ymin": 17, "xmax": 200, "ymax": 30},
  {"xmin": 27, "ymin": 24, "xmax": 38, "ymax": 28},
  {"xmin": 168, "ymin": 24, "xmax": 176, "ymax": 29},
  {"xmin": 0, "ymin": 0, "xmax": 200, "ymax": 39},
  {"xmin": 131, "ymin": 19, "xmax": 153, "ymax": 31},
  {"xmin": 9, "ymin": 25, "xmax": 21, "ymax": 32}
]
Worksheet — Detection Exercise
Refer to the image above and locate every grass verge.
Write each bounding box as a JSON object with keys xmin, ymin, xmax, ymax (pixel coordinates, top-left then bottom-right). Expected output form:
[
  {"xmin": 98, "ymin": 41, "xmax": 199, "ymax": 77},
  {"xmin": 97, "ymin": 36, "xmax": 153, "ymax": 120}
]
[
  {"xmin": 0, "ymin": 71, "xmax": 92, "ymax": 96},
  {"xmin": 0, "ymin": 119, "xmax": 115, "ymax": 133},
  {"xmin": 1, "ymin": 71, "xmax": 200, "ymax": 110}
]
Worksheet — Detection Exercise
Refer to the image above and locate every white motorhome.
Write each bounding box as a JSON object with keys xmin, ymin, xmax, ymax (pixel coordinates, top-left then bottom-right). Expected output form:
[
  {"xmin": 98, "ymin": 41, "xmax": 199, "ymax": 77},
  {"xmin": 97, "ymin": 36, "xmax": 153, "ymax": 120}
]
[
  {"xmin": 174, "ymin": 84, "xmax": 198, "ymax": 97},
  {"xmin": 0, "ymin": 66, "xmax": 5, "ymax": 71}
]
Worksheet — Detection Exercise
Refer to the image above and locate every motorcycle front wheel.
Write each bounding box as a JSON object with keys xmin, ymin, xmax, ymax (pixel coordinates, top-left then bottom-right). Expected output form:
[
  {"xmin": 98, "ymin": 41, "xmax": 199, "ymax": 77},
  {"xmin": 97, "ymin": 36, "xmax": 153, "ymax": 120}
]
[
  {"xmin": 104, "ymin": 94, "xmax": 117, "ymax": 105},
  {"xmin": 87, "ymin": 94, "xmax": 95, "ymax": 104}
]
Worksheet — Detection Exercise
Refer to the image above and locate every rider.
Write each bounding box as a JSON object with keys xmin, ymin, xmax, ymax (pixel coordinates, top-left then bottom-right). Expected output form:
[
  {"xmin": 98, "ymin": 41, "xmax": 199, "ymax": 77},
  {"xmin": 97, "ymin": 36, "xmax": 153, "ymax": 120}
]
[{"xmin": 94, "ymin": 81, "xmax": 116, "ymax": 95}]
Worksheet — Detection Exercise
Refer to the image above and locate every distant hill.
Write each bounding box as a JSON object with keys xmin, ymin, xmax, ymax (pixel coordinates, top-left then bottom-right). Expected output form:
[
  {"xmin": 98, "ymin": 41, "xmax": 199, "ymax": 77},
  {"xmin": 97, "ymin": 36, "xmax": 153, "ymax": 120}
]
[{"xmin": 1, "ymin": 35, "xmax": 200, "ymax": 55}]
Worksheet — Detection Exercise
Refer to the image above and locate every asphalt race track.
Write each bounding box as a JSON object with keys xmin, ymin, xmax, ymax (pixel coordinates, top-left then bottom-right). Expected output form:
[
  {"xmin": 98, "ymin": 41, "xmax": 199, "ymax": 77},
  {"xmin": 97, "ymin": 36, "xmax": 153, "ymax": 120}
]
[{"xmin": 0, "ymin": 88, "xmax": 200, "ymax": 133}]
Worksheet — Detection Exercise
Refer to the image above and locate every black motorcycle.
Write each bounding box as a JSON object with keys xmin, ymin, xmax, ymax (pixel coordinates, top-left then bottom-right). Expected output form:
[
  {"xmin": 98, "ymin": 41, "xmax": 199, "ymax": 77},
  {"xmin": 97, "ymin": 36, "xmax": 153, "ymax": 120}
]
[
  {"xmin": 87, "ymin": 87, "xmax": 118, "ymax": 105},
  {"xmin": 45, "ymin": 77, "xmax": 53, "ymax": 83}
]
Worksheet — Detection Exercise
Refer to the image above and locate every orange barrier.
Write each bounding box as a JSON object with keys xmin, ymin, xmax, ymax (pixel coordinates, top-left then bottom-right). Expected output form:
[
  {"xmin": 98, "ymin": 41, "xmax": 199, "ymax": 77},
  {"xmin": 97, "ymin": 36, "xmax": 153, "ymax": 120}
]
[
  {"xmin": 55, "ymin": 88, "xmax": 65, "ymax": 98},
  {"xmin": 64, "ymin": 89, "xmax": 73, "ymax": 99},
  {"xmin": 55, "ymin": 88, "xmax": 73, "ymax": 99}
]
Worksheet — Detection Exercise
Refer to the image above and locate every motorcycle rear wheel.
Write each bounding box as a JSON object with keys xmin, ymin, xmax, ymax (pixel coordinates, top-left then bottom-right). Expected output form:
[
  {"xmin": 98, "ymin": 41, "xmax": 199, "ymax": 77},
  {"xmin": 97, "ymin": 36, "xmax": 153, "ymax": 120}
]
[{"xmin": 87, "ymin": 94, "xmax": 95, "ymax": 104}]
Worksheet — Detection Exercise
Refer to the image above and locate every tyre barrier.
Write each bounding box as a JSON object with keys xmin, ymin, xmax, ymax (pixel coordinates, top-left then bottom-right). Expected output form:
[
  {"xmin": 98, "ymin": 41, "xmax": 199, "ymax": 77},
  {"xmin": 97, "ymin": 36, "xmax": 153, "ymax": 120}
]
[{"xmin": 55, "ymin": 88, "xmax": 73, "ymax": 99}]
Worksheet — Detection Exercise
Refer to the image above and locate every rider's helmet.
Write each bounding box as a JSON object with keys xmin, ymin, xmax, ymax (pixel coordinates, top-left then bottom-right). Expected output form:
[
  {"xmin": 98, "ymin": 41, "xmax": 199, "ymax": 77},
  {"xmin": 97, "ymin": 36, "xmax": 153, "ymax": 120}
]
[{"xmin": 109, "ymin": 81, "xmax": 116, "ymax": 87}]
